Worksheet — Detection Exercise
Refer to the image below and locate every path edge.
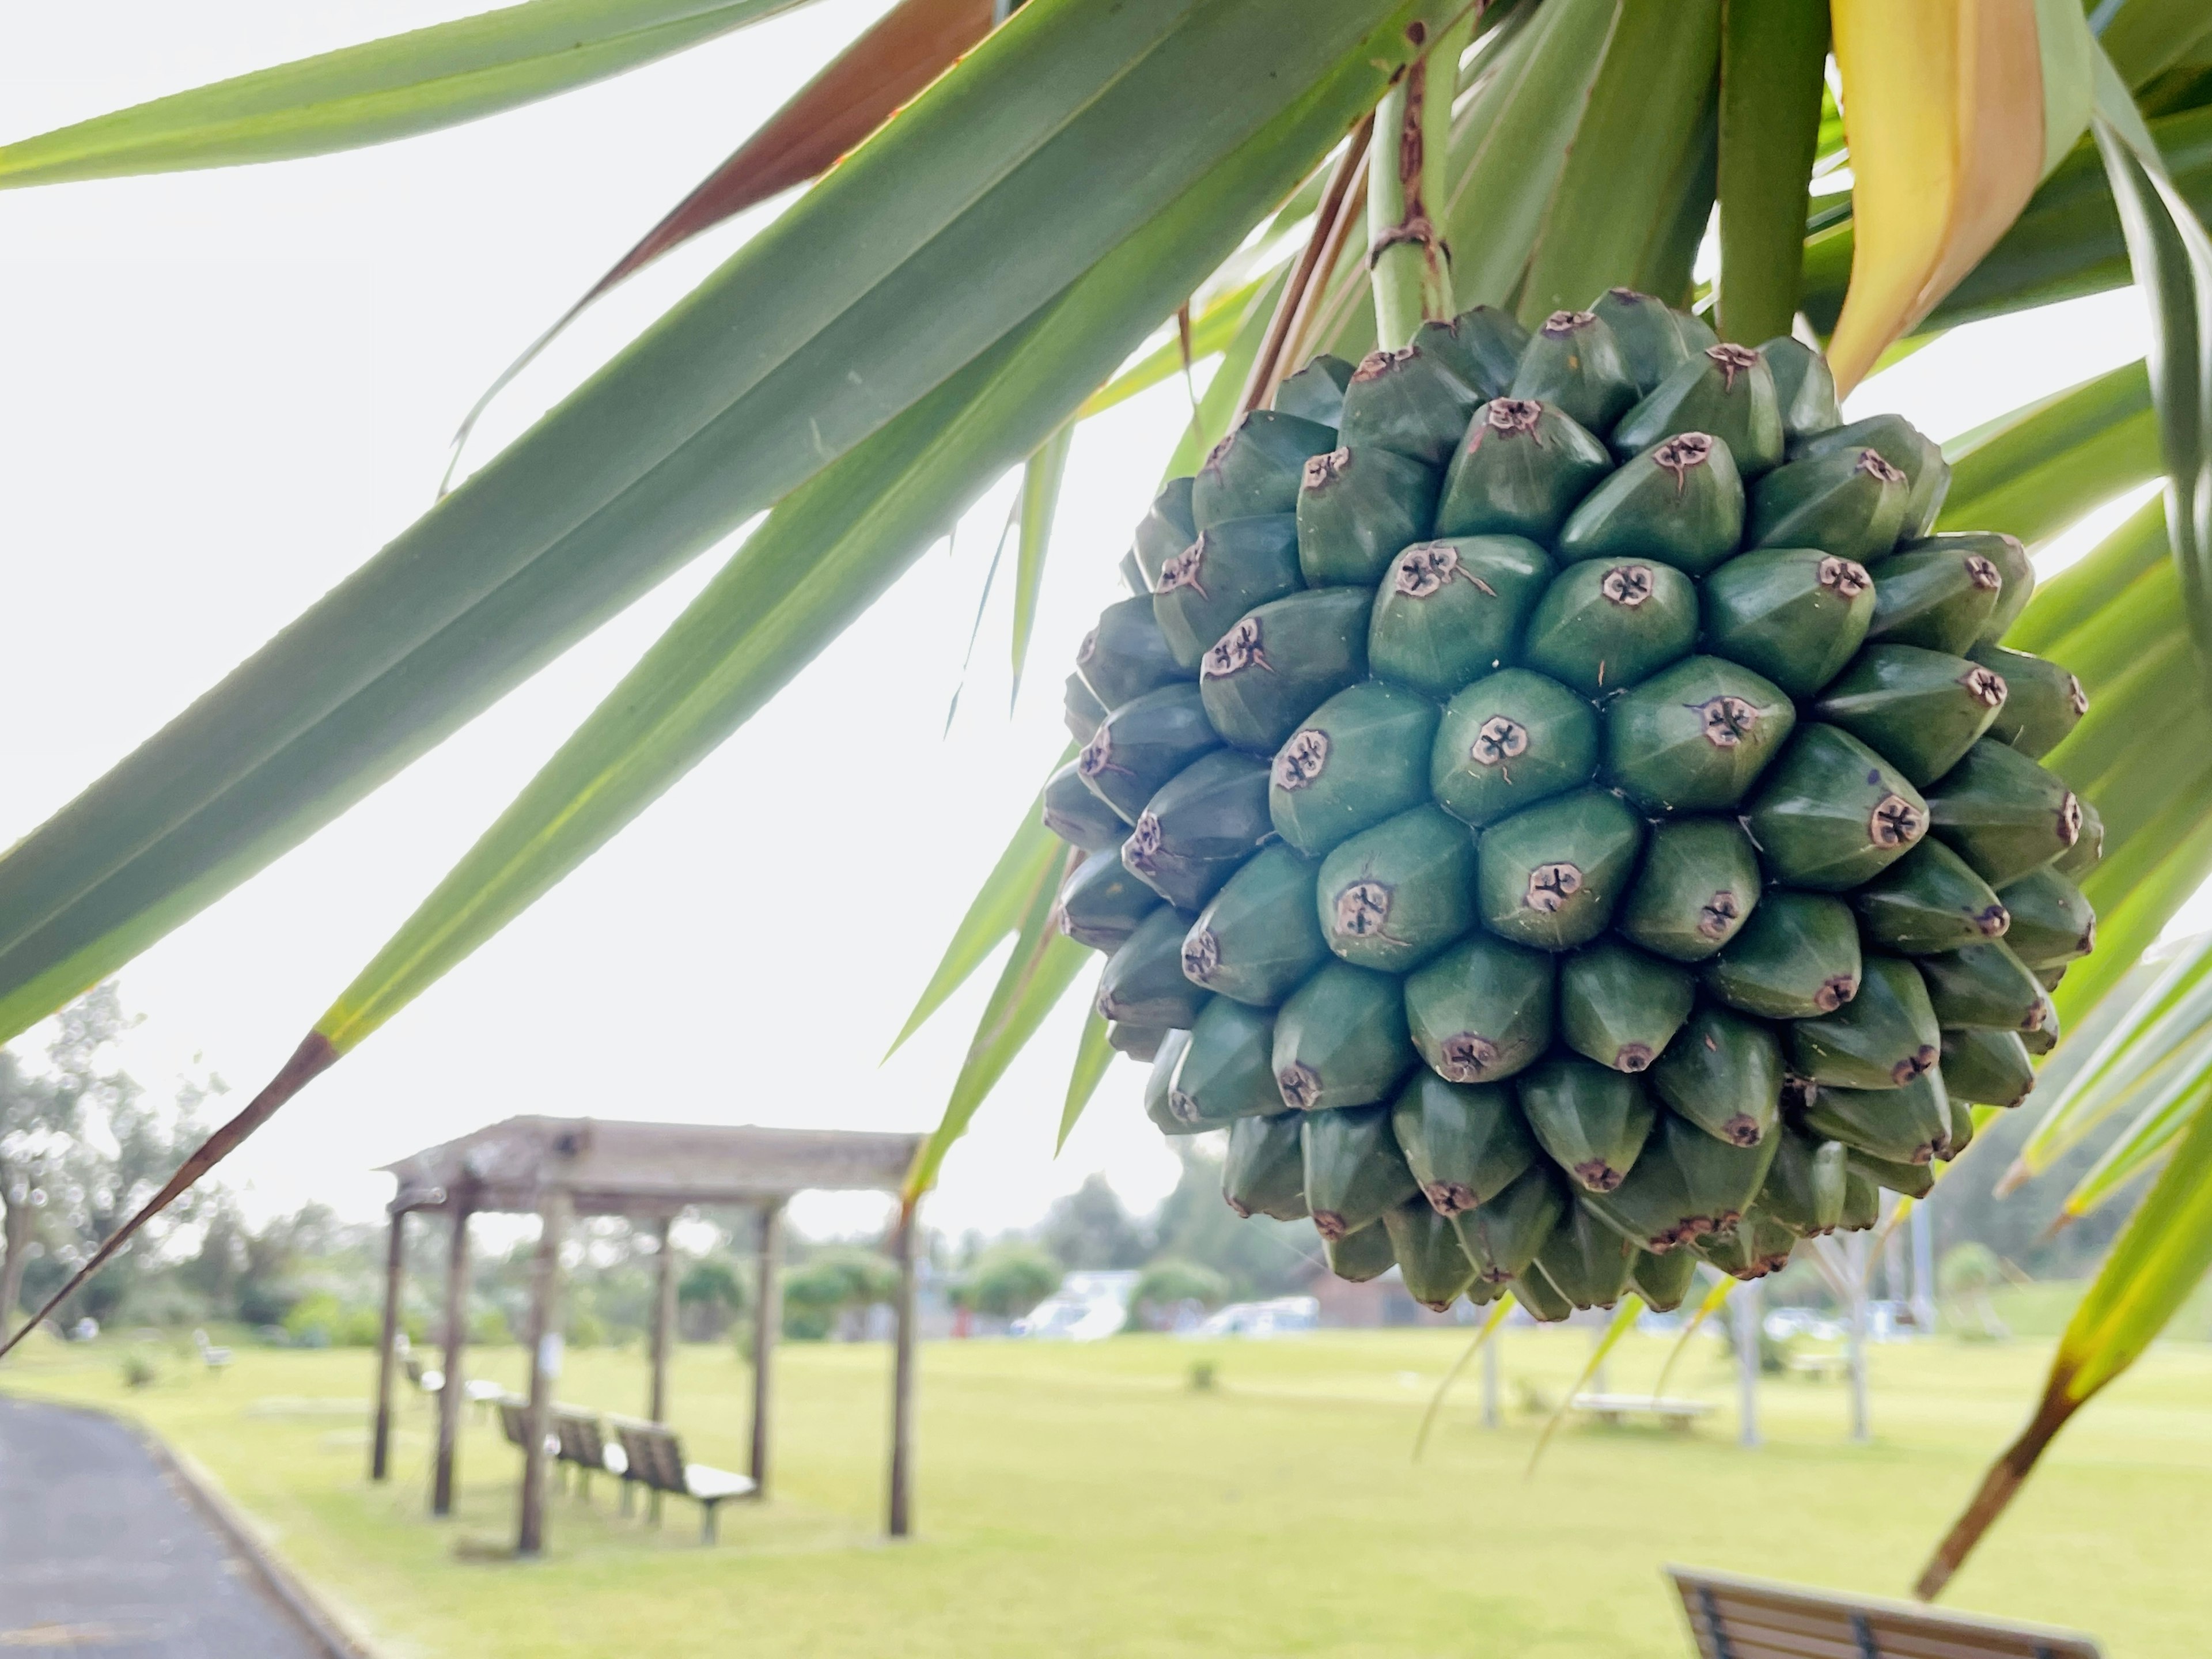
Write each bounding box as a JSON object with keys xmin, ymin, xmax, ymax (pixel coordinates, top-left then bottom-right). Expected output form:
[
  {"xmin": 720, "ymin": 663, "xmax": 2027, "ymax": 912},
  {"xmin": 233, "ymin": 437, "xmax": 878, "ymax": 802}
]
[{"xmin": 130, "ymin": 1413, "xmax": 384, "ymax": 1659}]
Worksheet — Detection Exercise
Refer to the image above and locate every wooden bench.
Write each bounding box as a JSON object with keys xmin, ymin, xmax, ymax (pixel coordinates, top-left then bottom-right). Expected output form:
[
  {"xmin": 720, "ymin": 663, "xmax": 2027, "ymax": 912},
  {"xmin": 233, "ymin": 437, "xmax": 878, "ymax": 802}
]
[
  {"xmin": 551, "ymin": 1407, "xmax": 630, "ymax": 1506},
  {"xmin": 1669, "ymin": 1565, "xmax": 2104, "ymax": 1658},
  {"xmin": 611, "ymin": 1418, "xmax": 756, "ymax": 1543},
  {"xmin": 1573, "ymin": 1393, "xmax": 1713, "ymax": 1430}
]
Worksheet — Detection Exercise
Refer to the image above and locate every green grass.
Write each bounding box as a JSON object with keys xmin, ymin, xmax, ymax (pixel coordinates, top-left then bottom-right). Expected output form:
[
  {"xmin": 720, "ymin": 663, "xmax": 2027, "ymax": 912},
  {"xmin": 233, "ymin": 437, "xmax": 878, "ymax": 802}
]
[{"xmin": 5, "ymin": 1321, "xmax": 2211, "ymax": 1658}]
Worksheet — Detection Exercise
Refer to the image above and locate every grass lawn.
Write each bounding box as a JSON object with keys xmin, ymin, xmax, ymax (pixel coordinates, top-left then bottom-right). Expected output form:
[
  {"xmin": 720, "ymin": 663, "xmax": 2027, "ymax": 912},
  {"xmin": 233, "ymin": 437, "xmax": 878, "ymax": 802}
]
[{"xmin": 4, "ymin": 1319, "xmax": 2209, "ymax": 1658}]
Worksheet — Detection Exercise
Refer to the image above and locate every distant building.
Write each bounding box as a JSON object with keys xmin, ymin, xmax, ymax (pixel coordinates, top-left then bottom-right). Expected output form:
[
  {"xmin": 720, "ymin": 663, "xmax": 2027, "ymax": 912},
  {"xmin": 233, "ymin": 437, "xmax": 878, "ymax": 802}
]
[
  {"xmin": 1304, "ymin": 1265, "xmax": 1460, "ymax": 1328},
  {"xmin": 1010, "ymin": 1270, "xmax": 1138, "ymax": 1340}
]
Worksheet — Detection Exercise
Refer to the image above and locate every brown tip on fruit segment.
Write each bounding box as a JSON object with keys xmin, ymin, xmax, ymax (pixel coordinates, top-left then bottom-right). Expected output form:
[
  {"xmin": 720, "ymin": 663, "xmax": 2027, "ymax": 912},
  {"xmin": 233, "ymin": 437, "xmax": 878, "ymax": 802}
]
[
  {"xmin": 1781, "ymin": 1075, "xmax": 1818, "ymax": 1112},
  {"xmin": 1395, "ymin": 543, "xmax": 1468, "ymax": 597},
  {"xmin": 1182, "ymin": 930, "xmax": 1220, "ymax": 982},
  {"xmin": 1226, "ymin": 1196, "xmax": 1254, "ymax": 1218},
  {"xmin": 1334, "ymin": 880, "xmax": 1395, "ymax": 938},
  {"xmin": 1472, "ymin": 715, "xmax": 1529, "ymax": 766},
  {"xmin": 1274, "ymin": 729, "xmax": 1330, "ymax": 789},
  {"xmin": 1483, "ymin": 397, "xmax": 1544, "ymax": 440},
  {"xmin": 2021, "ymin": 1002, "xmax": 2048, "ymax": 1033},
  {"xmin": 1616, "ymin": 1043, "xmax": 1655, "ymax": 1073},
  {"xmin": 1203, "ymin": 618, "xmax": 1270, "ymax": 678},
  {"xmin": 1440, "ymin": 1032, "xmax": 1501, "ymax": 1081},
  {"xmin": 1425, "ymin": 1180, "xmax": 1478, "ymax": 1216},
  {"xmin": 1124, "ymin": 812, "xmax": 1164, "ymax": 873},
  {"xmin": 1304, "ymin": 448, "xmax": 1349, "ymax": 489},
  {"xmin": 1312, "ymin": 1209, "xmax": 1350, "ymax": 1241},
  {"xmin": 1601, "ymin": 565, "xmax": 1654, "ymax": 607},
  {"xmin": 1203, "ymin": 433, "xmax": 1235, "ymax": 472},
  {"xmin": 1169, "ymin": 1090, "xmax": 1202, "ymax": 1125},
  {"xmin": 2067, "ymin": 675, "xmax": 2089, "ymax": 715},
  {"xmin": 1722, "ymin": 1115, "xmax": 1763, "ymax": 1147},
  {"xmin": 1816, "ymin": 975, "xmax": 1858, "ymax": 1012},
  {"xmin": 2057, "ymin": 793, "xmax": 2083, "ymax": 845},
  {"xmin": 1706, "ymin": 343, "xmax": 1760, "ymax": 388},
  {"xmin": 1277, "ymin": 1062, "xmax": 1322, "ymax": 1110},
  {"xmin": 1354, "ymin": 346, "xmax": 1418, "ymax": 382},
  {"xmin": 1542, "ymin": 309, "xmax": 1596, "ymax": 336},
  {"xmin": 1575, "ymin": 1159, "xmax": 1624, "ymax": 1192},
  {"xmin": 1965, "ymin": 554, "xmax": 2002, "ymax": 590},
  {"xmin": 1870, "ymin": 794, "xmax": 1925, "ymax": 848},
  {"xmin": 1696, "ymin": 695, "xmax": 1758, "ymax": 748},
  {"xmin": 1077, "ymin": 628, "xmax": 1099, "ymax": 665},
  {"xmin": 1698, "ymin": 891, "xmax": 1742, "ymax": 938},
  {"xmin": 1156, "ymin": 540, "xmax": 1209, "ymax": 597},
  {"xmin": 1962, "ymin": 666, "xmax": 2007, "ymax": 707},
  {"xmin": 1893, "ymin": 1044, "xmax": 1938, "ymax": 1085},
  {"xmin": 1652, "ymin": 433, "xmax": 1713, "ymax": 491},
  {"xmin": 1078, "ymin": 729, "xmax": 1124, "ymax": 779},
  {"xmin": 1856, "ymin": 449, "xmax": 1908, "ymax": 486},
  {"xmin": 1609, "ymin": 286, "xmax": 1646, "ymax": 302},
  {"xmin": 1524, "ymin": 861, "xmax": 1584, "ymax": 913},
  {"xmin": 1817, "ymin": 556, "xmax": 1872, "ymax": 597},
  {"xmin": 1975, "ymin": 904, "xmax": 2010, "ymax": 937}
]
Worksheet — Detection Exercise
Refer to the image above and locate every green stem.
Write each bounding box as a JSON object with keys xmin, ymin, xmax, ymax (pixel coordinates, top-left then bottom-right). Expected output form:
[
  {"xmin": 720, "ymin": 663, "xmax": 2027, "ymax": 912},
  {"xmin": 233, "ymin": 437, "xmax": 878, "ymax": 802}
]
[{"xmin": 1367, "ymin": 10, "xmax": 1474, "ymax": 348}]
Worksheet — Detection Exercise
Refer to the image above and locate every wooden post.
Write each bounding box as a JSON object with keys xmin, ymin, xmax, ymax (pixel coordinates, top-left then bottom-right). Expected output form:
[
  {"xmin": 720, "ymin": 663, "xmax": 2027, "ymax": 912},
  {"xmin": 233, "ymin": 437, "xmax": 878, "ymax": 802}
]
[
  {"xmin": 517, "ymin": 1188, "xmax": 571, "ymax": 1557},
  {"xmin": 649, "ymin": 1215, "xmax": 676, "ymax": 1424},
  {"xmin": 431, "ymin": 1205, "xmax": 471, "ymax": 1517},
  {"xmin": 1846, "ymin": 1230, "xmax": 1872, "ymax": 1444},
  {"xmin": 888, "ymin": 1201, "xmax": 918, "ymax": 1539},
  {"xmin": 370, "ymin": 1209, "xmax": 405, "ymax": 1482},
  {"xmin": 748, "ymin": 1199, "xmax": 784, "ymax": 1499}
]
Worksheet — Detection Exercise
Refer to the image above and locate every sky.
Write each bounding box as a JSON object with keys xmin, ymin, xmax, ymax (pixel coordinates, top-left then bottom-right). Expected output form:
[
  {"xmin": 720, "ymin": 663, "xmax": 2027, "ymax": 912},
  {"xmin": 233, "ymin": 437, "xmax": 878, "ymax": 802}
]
[{"xmin": 0, "ymin": 2, "xmax": 2171, "ymax": 1245}]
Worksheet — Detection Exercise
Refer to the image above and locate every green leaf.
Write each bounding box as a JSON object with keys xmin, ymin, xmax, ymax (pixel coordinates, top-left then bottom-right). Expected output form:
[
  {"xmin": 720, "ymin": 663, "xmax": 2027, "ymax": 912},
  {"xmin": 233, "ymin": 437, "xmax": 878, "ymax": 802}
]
[
  {"xmin": 1057, "ymin": 1007, "xmax": 1117, "ymax": 1152},
  {"xmin": 1515, "ymin": 0, "xmax": 1721, "ymax": 325},
  {"xmin": 1011, "ymin": 423, "xmax": 1074, "ymax": 707},
  {"xmin": 1412, "ymin": 1293, "xmax": 1516, "ymax": 1461},
  {"xmin": 888, "ymin": 771, "xmax": 1069, "ymax": 1059},
  {"xmin": 0, "ymin": 0, "xmax": 815, "ymax": 189},
  {"xmin": 902, "ymin": 846, "xmax": 1087, "ymax": 1204},
  {"xmin": 2061, "ymin": 1071, "xmax": 2212, "ymax": 1215},
  {"xmin": 1713, "ymin": 0, "xmax": 1827, "ymax": 342},
  {"xmin": 1917, "ymin": 1097, "xmax": 2212, "ymax": 1598},
  {"xmin": 2097, "ymin": 0, "xmax": 2212, "ymax": 91},
  {"xmin": 0, "ymin": 0, "xmax": 1459, "ymax": 1051},
  {"xmin": 1166, "ymin": 269, "xmax": 1290, "ymax": 476},
  {"xmin": 1076, "ymin": 275, "xmax": 1270, "ymax": 419},
  {"xmin": 1528, "ymin": 1294, "xmax": 1644, "ymax": 1476},
  {"xmin": 2008, "ymin": 493, "xmax": 2169, "ymax": 658},
  {"xmin": 1437, "ymin": 0, "xmax": 1625, "ymax": 311},
  {"xmin": 1937, "ymin": 360, "xmax": 2159, "ymax": 543},
  {"xmin": 2094, "ymin": 46, "xmax": 2212, "ymax": 659}
]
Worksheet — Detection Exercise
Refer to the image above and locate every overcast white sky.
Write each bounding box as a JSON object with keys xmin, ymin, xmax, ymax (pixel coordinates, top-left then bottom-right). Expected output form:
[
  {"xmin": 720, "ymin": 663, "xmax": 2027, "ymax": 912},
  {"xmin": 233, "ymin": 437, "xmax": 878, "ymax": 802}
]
[{"xmin": 0, "ymin": 2, "xmax": 2172, "ymax": 1243}]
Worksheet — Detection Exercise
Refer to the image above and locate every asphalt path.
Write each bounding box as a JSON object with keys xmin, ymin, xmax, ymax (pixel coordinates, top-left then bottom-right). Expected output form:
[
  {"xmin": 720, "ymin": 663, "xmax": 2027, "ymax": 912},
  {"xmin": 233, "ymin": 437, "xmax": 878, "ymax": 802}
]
[{"xmin": 0, "ymin": 1392, "xmax": 324, "ymax": 1657}]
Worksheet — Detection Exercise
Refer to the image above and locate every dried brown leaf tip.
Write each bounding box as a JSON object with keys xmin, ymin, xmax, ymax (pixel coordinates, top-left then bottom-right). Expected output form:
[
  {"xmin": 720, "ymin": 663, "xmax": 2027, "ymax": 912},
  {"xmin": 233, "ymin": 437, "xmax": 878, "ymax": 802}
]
[
  {"xmin": 1652, "ymin": 432, "xmax": 1713, "ymax": 491},
  {"xmin": 1817, "ymin": 556, "xmax": 1871, "ymax": 597},
  {"xmin": 1856, "ymin": 448, "xmax": 1908, "ymax": 485},
  {"xmin": 1274, "ymin": 729, "xmax": 1330, "ymax": 790},
  {"xmin": 1706, "ymin": 342, "xmax": 1760, "ymax": 389}
]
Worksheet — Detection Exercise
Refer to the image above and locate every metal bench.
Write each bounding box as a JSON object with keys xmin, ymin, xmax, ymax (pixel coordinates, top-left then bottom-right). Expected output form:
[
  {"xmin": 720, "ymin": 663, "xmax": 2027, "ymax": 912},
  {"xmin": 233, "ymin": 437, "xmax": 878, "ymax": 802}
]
[
  {"xmin": 551, "ymin": 1406, "xmax": 631, "ymax": 1505},
  {"xmin": 1573, "ymin": 1393, "xmax": 1713, "ymax": 1430},
  {"xmin": 611, "ymin": 1418, "xmax": 756, "ymax": 1543},
  {"xmin": 1669, "ymin": 1566, "xmax": 2103, "ymax": 1658}
]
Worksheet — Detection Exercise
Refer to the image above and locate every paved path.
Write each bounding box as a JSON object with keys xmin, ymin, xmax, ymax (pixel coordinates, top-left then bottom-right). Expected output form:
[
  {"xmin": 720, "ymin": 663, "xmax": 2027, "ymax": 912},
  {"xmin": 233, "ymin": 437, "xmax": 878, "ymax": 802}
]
[{"xmin": 0, "ymin": 1393, "xmax": 325, "ymax": 1657}]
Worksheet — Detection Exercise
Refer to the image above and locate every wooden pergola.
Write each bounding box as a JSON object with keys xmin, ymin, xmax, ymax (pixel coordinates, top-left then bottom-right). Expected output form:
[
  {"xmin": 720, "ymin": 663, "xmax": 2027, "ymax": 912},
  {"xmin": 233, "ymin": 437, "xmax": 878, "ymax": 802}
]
[{"xmin": 365, "ymin": 1116, "xmax": 925, "ymax": 1554}]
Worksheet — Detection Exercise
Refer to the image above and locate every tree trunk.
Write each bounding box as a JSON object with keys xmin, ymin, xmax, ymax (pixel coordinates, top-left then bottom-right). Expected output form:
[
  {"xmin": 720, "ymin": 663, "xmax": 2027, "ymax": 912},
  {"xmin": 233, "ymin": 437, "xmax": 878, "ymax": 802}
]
[{"xmin": 0, "ymin": 1187, "xmax": 33, "ymax": 1341}]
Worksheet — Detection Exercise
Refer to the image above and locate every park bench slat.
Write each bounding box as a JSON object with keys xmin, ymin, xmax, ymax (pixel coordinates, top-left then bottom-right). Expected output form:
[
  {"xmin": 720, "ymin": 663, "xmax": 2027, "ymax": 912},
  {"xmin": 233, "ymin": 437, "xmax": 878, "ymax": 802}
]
[{"xmin": 1671, "ymin": 1567, "xmax": 2103, "ymax": 1659}]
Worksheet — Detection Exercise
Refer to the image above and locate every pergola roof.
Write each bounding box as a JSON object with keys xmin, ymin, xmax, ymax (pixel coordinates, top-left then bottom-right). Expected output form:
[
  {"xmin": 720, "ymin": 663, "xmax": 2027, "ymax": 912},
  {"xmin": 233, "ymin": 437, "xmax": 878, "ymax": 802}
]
[{"xmin": 380, "ymin": 1115, "xmax": 923, "ymax": 1218}]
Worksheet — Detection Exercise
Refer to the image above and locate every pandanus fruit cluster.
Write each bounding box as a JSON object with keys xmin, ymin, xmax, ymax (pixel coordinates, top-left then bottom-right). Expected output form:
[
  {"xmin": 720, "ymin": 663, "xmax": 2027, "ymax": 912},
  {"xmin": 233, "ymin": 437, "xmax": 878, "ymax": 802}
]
[{"xmin": 1044, "ymin": 287, "xmax": 2096, "ymax": 1320}]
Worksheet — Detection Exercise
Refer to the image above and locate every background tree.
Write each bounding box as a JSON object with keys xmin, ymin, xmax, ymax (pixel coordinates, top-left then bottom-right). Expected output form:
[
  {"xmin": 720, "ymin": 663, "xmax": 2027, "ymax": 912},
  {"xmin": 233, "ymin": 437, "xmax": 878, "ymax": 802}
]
[
  {"xmin": 961, "ymin": 1242, "xmax": 1063, "ymax": 1322},
  {"xmin": 1039, "ymin": 1173, "xmax": 1149, "ymax": 1270}
]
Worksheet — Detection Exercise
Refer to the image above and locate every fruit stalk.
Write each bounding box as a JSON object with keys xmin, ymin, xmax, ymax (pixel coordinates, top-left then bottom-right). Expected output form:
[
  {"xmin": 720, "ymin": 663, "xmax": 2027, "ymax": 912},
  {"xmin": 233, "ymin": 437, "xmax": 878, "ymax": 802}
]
[{"xmin": 1367, "ymin": 12, "xmax": 1470, "ymax": 348}]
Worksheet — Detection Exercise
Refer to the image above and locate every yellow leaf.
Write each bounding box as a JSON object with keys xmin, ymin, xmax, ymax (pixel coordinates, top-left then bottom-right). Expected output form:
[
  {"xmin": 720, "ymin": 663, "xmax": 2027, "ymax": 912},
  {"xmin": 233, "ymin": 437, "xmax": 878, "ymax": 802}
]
[{"xmin": 1827, "ymin": 1, "xmax": 2055, "ymax": 392}]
